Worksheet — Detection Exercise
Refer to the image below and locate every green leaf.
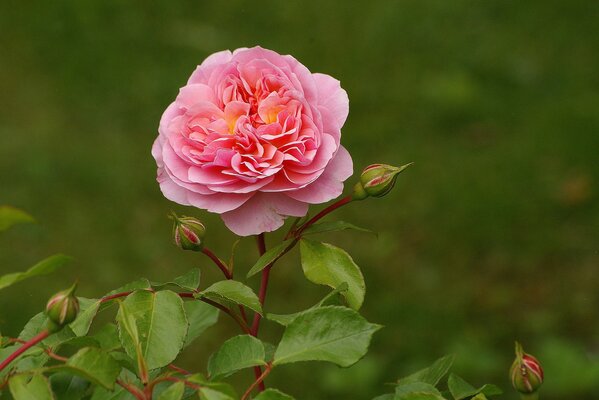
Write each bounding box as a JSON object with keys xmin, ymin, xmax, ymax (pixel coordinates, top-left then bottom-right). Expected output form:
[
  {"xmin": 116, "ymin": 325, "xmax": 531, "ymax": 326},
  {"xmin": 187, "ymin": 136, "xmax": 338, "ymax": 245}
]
[
  {"xmin": 447, "ymin": 374, "xmax": 502, "ymax": 400},
  {"xmin": 117, "ymin": 290, "xmax": 188, "ymax": 370},
  {"xmin": 70, "ymin": 298, "xmax": 102, "ymax": 336},
  {"xmin": 395, "ymin": 382, "xmax": 445, "ymax": 400},
  {"xmin": 184, "ymin": 301, "xmax": 219, "ymax": 348},
  {"xmin": 398, "ymin": 355, "xmax": 455, "ymax": 387},
  {"xmin": 0, "ymin": 206, "xmax": 34, "ymax": 232},
  {"xmin": 254, "ymin": 388, "xmax": 295, "ymax": 399},
  {"xmin": 93, "ymin": 324, "xmax": 122, "ymax": 352},
  {"xmin": 9, "ymin": 373, "xmax": 54, "ymax": 400},
  {"xmin": 299, "ymin": 239, "xmax": 365, "ymax": 310},
  {"xmin": 18, "ymin": 312, "xmax": 75, "ymax": 349},
  {"xmin": 105, "ymin": 278, "xmax": 151, "ymax": 296},
  {"xmin": 372, "ymin": 395, "xmax": 395, "ymax": 400},
  {"xmin": 49, "ymin": 373, "xmax": 90, "ymax": 400},
  {"xmin": 0, "ymin": 254, "xmax": 71, "ymax": 291},
  {"xmin": 273, "ymin": 306, "xmax": 381, "ymax": 367},
  {"xmin": 267, "ymin": 283, "xmax": 349, "ymax": 326},
  {"xmin": 199, "ymin": 387, "xmax": 236, "ymax": 400},
  {"xmin": 301, "ymin": 221, "xmax": 375, "ymax": 236},
  {"xmin": 157, "ymin": 381, "xmax": 185, "ymax": 400},
  {"xmin": 247, "ymin": 239, "xmax": 294, "ymax": 278},
  {"xmin": 188, "ymin": 374, "xmax": 237, "ymax": 400},
  {"xmin": 49, "ymin": 347, "xmax": 120, "ymax": 389},
  {"xmin": 207, "ymin": 335, "xmax": 266, "ymax": 379},
  {"xmin": 152, "ymin": 268, "xmax": 201, "ymax": 292},
  {"xmin": 199, "ymin": 280, "xmax": 262, "ymax": 314}
]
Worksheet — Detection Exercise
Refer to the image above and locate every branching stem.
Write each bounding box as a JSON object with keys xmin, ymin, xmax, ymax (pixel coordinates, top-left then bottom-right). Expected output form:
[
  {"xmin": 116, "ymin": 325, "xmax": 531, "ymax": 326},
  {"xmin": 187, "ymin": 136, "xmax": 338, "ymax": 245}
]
[{"xmin": 0, "ymin": 330, "xmax": 50, "ymax": 373}]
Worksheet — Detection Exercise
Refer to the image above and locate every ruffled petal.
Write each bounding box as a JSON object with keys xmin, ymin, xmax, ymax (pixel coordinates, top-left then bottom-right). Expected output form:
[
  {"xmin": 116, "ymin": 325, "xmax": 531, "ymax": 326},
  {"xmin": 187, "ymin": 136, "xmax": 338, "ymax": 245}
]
[{"xmin": 221, "ymin": 192, "xmax": 308, "ymax": 236}]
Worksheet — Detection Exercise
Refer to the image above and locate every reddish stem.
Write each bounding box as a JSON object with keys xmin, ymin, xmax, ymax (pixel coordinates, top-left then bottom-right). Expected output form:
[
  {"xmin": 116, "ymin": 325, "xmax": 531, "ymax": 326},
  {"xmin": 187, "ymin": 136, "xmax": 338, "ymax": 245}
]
[
  {"xmin": 0, "ymin": 330, "xmax": 50, "ymax": 373},
  {"xmin": 295, "ymin": 195, "xmax": 353, "ymax": 236},
  {"xmin": 117, "ymin": 379, "xmax": 145, "ymax": 400},
  {"xmin": 202, "ymin": 247, "xmax": 232, "ymax": 279},
  {"xmin": 242, "ymin": 363, "xmax": 273, "ymax": 400},
  {"xmin": 250, "ymin": 233, "xmax": 269, "ymax": 392}
]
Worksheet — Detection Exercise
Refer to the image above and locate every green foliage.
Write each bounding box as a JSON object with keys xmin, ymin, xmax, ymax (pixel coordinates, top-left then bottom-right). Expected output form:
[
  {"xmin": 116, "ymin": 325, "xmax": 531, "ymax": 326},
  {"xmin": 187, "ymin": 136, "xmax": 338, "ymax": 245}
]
[
  {"xmin": 157, "ymin": 381, "xmax": 185, "ymax": 400},
  {"xmin": 0, "ymin": 206, "xmax": 34, "ymax": 232},
  {"xmin": 253, "ymin": 388, "xmax": 295, "ymax": 399},
  {"xmin": 116, "ymin": 290, "xmax": 187, "ymax": 370},
  {"xmin": 0, "ymin": 254, "xmax": 71, "ymax": 291},
  {"xmin": 301, "ymin": 221, "xmax": 374, "ymax": 236},
  {"xmin": 9, "ymin": 373, "xmax": 53, "ymax": 400},
  {"xmin": 300, "ymin": 239, "xmax": 365, "ymax": 310},
  {"xmin": 207, "ymin": 335, "xmax": 266, "ymax": 379},
  {"xmin": 273, "ymin": 306, "xmax": 381, "ymax": 367},
  {"xmin": 49, "ymin": 347, "xmax": 120, "ymax": 389},
  {"xmin": 247, "ymin": 239, "xmax": 294, "ymax": 278},
  {"xmin": 151, "ymin": 268, "xmax": 201, "ymax": 292},
  {"xmin": 183, "ymin": 301, "xmax": 219, "ymax": 348},
  {"xmin": 267, "ymin": 283, "xmax": 348, "ymax": 326},
  {"xmin": 374, "ymin": 356, "xmax": 502, "ymax": 400},
  {"xmin": 447, "ymin": 373, "xmax": 501, "ymax": 400},
  {"xmin": 199, "ymin": 280, "xmax": 262, "ymax": 314}
]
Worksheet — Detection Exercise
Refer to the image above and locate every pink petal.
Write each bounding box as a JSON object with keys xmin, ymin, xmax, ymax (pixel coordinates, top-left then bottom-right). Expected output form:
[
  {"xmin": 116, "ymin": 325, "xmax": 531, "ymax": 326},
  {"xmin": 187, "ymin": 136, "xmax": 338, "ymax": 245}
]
[
  {"xmin": 221, "ymin": 192, "xmax": 308, "ymax": 236},
  {"xmin": 187, "ymin": 191, "xmax": 252, "ymax": 214},
  {"xmin": 286, "ymin": 146, "xmax": 353, "ymax": 204},
  {"xmin": 313, "ymin": 73, "xmax": 349, "ymax": 136},
  {"xmin": 187, "ymin": 50, "xmax": 233, "ymax": 84},
  {"xmin": 176, "ymin": 84, "xmax": 217, "ymax": 108}
]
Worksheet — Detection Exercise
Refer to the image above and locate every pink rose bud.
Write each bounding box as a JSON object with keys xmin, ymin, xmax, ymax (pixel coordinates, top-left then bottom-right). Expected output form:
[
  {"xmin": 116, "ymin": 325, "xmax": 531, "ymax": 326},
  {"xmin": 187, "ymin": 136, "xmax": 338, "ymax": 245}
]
[
  {"xmin": 510, "ymin": 342, "xmax": 544, "ymax": 394},
  {"xmin": 46, "ymin": 283, "xmax": 79, "ymax": 328},
  {"xmin": 353, "ymin": 163, "xmax": 412, "ymax": 200},
  {"xmin": 171, "ymin": 213, "xmax": 206, "ymax": 251}
]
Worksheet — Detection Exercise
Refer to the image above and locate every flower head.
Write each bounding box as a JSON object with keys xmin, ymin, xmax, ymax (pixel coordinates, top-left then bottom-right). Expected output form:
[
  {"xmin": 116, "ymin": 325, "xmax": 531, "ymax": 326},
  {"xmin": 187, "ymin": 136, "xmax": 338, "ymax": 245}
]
[
  {"xmin": 46, "ymin": 283, "xmax": 79, "ymax": 328},
  {"xmin": 152, "ymin": 47, "xmax": 352, "ymax": 236},
  {"xmin": 510, "ymin": 342, "xmax": 544, "ymax": 394},
  {"xmin": 171, "ymin": 213, "xmax": 206, "ymax": 251}
]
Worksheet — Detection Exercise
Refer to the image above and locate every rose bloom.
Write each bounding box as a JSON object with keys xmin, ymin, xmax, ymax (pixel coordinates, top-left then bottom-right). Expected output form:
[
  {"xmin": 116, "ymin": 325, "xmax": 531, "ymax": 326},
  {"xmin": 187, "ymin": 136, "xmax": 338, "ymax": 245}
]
[{"xmin": 152, "ymin": 47, "xmax": 352, "ymax": 236}]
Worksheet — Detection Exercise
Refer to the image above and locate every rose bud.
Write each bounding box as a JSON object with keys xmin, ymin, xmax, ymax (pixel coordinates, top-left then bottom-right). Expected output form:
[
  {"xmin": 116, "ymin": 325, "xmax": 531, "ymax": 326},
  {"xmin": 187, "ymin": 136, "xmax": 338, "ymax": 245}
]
[
  {"xmin": 353, "ymin": 163, "xmax": 413, "ymax": 200},
  {"xmin": 510, "ymin": 342, "xmax": 544, "ymax": 395},
  {"xmin": 46, "ymin": 283, "xmax": 80, "ymax": 329},
  {"xmin": 171, "ymin": 213, "xmax": 206, "ymax": 251}
]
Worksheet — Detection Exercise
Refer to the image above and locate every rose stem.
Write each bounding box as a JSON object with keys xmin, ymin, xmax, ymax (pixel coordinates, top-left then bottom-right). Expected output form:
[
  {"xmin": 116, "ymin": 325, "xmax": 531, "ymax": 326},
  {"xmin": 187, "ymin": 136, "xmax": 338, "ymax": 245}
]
[
  {"xmin": 201, "ymin": 247, "xmax": 232, "ymax": 280},
  {"xmin": 250, "ymin": 233, "xmax": 269, "ymax": 392},
  {"xmin": 100, "ymin": 290, "xmax": 251, "ymax": 334},
  {"xmin": 295, "ymin": 194, "xmax": 353, "ymax": 236},
  {"xmin": 0, "ymin": 330, "xmax": 50, "ymax": 373},
  {"xmin": 242, "ymin": 363, "xmax": 273, "ymax": 400},
  {"xmin": 201, "ymin": 246, "xmax": 249, "ymax": 323},
  {"xmin": 117, "ymin": 379, "xmax": 145, "ymax": 400}
]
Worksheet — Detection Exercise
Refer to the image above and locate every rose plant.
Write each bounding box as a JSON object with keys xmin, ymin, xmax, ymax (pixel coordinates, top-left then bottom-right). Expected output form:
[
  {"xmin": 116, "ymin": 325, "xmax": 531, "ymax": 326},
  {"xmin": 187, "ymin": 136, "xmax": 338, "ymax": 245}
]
[{"xmin": 0, "ymin": 48, "xmax": 532, "ymax": 399}]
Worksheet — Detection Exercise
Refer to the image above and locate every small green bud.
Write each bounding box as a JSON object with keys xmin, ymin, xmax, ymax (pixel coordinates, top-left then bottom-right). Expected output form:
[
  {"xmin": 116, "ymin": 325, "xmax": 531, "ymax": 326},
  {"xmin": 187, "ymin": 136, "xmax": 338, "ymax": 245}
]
[
  {"xmin": 510, "ymin": 342, "xmax": 544, "ymax": 395},
  {"xmin": 46, "ymin": 283, "xmax": 79, "ymax": 328},
  {"xmin": 171, "ymin": 213, "xmax": 206, "ymax": 251},
  {"xmin": 353, "ymin": 163, "xmax": 412, "ymax": 199}
]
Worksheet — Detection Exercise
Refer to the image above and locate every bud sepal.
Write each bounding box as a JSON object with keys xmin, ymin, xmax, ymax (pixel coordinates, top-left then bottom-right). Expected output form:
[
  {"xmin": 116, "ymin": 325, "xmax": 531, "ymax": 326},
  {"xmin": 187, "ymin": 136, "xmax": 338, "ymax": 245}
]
[
  {"xmin": 171, "ymin": 212, "xmax": 206, "ymax": 252},
  {"xmin": 353, "ymin": 162, "xmax": 412, "ymax": 200},
  {"xmin": 510, "ymin": 342, "xmax": 544, "ymax": 396},
  {"xmin": 45, "ymin": 283, "xmax": 80, "ymax": 330}
]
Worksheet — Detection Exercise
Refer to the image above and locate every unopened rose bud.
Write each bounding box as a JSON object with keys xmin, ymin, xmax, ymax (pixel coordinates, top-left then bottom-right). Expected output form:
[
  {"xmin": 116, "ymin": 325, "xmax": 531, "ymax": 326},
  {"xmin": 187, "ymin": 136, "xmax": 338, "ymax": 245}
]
[
  {"xmin": 171, "ymin": 213, "xmax": 206, "ymax": 251},
  {"xmin": 46, "ymin": 283, "xmax": 79, "ymax": 329},
  {"xmin": 510, "ymin": 342, "xmax": 544, "ymax": 395},
  {"xmin": 353, "ymin": 163, "xmax": 412, "ymax": 200}
]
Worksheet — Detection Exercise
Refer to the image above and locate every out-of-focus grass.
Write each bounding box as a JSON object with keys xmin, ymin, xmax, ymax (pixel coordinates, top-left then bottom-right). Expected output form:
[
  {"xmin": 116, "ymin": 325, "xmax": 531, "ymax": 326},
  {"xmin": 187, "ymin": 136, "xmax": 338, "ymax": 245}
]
[{"xmin": 1, "ymin": 1, "xmax": 598, "ymax": 399}]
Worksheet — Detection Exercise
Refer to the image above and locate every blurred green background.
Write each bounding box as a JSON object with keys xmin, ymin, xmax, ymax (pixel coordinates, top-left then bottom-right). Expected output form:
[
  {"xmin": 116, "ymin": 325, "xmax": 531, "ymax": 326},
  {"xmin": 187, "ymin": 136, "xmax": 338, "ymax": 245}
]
[{"xmin": 1, "ymin": 0, "xmax": 598, "ymax": 398}]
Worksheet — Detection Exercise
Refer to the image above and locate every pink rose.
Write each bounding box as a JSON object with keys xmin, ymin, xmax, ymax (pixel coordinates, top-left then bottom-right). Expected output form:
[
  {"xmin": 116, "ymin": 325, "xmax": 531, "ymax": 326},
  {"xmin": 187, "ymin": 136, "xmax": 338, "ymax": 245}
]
[{"xmin": 152, "ymin": 46, "xmax": 352, "ymax": 236}]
